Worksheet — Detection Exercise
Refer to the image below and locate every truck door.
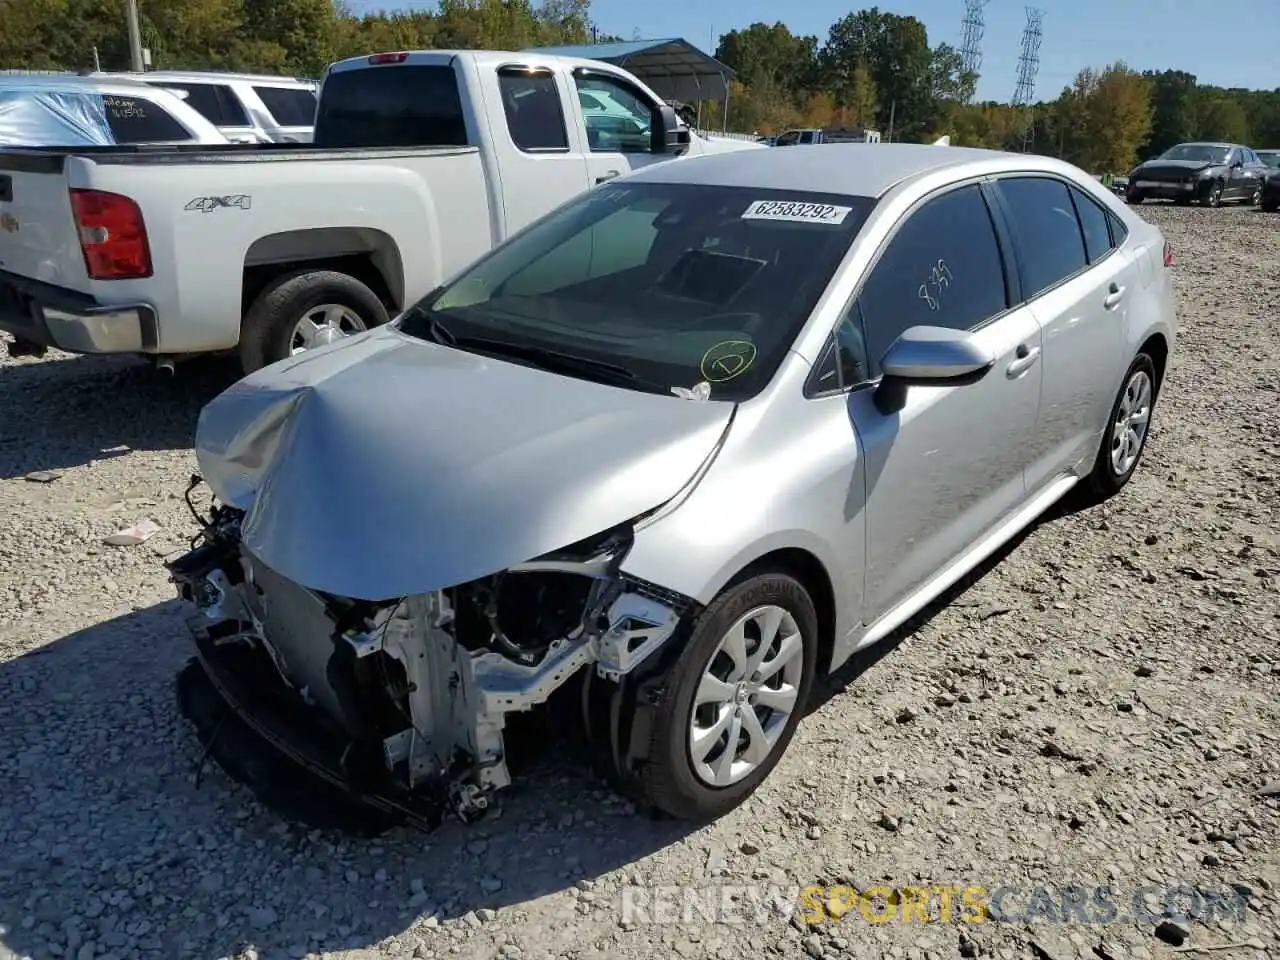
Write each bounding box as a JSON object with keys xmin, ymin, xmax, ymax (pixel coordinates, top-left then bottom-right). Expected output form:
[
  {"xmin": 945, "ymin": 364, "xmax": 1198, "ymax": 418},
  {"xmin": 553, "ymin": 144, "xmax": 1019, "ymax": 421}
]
[
  {"xmin": 478, "ymin": 64, "xmax": 593, "ymax": 235},
  {"xmin": 566, "ymin": 68, "xmax": 683, "ymax": 187}
]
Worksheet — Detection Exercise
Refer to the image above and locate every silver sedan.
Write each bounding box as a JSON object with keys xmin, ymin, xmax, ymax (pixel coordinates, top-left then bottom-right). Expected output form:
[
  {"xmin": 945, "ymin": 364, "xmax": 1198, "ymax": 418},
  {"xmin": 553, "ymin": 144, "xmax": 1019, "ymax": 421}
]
[{"xmin": 172, "ymin": 143, "xmax": 1177, "ymax": 830}]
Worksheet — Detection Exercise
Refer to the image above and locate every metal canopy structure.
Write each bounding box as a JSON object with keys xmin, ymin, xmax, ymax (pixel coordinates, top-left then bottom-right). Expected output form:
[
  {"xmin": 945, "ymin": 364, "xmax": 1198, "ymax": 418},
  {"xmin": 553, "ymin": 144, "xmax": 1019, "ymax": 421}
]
[{"xmin": 525, "ymin": 38, "xmax": 734, "ymax": 105}]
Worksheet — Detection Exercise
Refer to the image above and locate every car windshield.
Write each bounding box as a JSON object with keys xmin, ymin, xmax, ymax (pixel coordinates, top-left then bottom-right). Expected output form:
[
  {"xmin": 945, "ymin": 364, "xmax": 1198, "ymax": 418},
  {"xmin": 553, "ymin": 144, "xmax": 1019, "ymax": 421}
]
[
  {"xmin": 1158, "ymin": 144, "xmax": 1230, "ymax": 163},
  {"xmin": 1259, "ymin": 151, "xmax": 1280, "ymax": 169},
  {"xmin": 399, "ymin": 182, "xmax": 874, "ymax": 401}
]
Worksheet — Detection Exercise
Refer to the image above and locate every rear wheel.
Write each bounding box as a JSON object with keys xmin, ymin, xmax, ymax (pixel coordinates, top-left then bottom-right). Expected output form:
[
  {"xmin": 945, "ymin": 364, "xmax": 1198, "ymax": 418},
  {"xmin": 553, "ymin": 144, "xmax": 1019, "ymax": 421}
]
[
  {"xmin": 1084, "ymin": 352, "xmax": 1158, "ymax": 501},
  {"xmin": 239, "ymin": 269, "xmax": 389, "ymax": 374},
  {"xmin": 637, "ymin": 572, "xmax": 818, "ymax": 821}
]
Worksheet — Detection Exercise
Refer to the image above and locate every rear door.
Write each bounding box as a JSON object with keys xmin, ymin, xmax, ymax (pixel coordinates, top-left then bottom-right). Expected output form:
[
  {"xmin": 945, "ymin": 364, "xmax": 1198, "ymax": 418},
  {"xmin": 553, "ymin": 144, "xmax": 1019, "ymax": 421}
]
[
  {"xmin": 475, "ymin": 63, "xmax": 591, "ymax": 234},
  {"xmin": 991, "ymin": 175, "xmax": 1130, "ymax": 490}
]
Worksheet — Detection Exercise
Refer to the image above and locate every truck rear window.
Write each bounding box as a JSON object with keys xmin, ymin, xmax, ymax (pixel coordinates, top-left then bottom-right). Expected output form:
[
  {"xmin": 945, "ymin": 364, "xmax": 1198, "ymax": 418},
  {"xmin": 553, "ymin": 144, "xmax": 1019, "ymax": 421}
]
[{"xmin": 314, "ymin": 65, "xmax": 467, "ymax": 148}]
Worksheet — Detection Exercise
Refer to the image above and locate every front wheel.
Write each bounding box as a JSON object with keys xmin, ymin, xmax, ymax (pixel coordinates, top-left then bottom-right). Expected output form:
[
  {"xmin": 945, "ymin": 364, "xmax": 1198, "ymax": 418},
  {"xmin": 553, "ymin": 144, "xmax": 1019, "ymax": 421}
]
[
  {"xmin": 637, "ymin": 572, "xmax": 818, "ymax": 821},
  {"xmin": 239, "ymin": 269, "xmax": 390, "ymax": 374},
  {"xmin": 1201, "ymin": 180, "xmax": 1224, "ymax": 207},
  {"xmin": 1125, "ymin": 190, "xmax": 1144, "ymax": 205},
  {"xmin": 1084, "ymin": 352, "xmax": 1158, "ymax": 501},
  {"xmin": 1248, "ymin": 183, "xmax": 1262, "ymax": 206}
]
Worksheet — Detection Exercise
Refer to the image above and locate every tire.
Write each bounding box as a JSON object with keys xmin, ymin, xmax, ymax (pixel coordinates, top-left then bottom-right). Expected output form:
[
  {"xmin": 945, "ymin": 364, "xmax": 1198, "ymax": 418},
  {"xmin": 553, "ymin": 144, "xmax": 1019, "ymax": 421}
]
[
  {"xmin": 1125, "ymin": 190, "xmax": 1143, "ymax": 205},
  {"xmin": 1201, "ymin": 180, "xmax": 1223, "ymax": 207},
  {"xmin": 1263, "ymin": 195, "xmax": 1280, "ymax": 213},
  {"xmin": 239, "ymin": 269, "xmax": 389, "ymax": 374},
  {"xmin": 1248, "ymin": 184, "xmax": 1262, "ymax": 207},
  {"xmin": 1084, "ymin": 352, "xmax": 1158, "ymax": 501},
  {"xmin": 637, "ymin": 572, "xmax": 819, "ymax": 821}
]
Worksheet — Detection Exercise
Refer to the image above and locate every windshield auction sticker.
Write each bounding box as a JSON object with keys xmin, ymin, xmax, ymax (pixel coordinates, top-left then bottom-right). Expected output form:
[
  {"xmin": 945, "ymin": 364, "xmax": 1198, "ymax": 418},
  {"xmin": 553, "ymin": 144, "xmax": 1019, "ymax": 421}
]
[
  {"xmin": 741, "ymin": 200, "xmax": 852, "ymax": 224},
  {"xmin": 701, "ymin": 340, "xmax": 758, "ymax": 382}
]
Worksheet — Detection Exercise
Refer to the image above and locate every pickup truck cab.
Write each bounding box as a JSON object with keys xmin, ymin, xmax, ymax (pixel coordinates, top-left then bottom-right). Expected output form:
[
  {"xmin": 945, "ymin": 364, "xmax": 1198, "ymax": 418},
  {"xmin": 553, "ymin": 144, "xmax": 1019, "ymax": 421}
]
[{"xmin": 0, "ymin": 50, "xmax": 760, "ymax": 371}]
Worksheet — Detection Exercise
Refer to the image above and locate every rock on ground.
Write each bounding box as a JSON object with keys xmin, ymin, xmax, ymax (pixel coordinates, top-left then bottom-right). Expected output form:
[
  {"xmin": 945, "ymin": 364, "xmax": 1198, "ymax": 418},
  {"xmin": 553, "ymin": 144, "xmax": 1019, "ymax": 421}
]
[{"xmin": 1, "ymin": 204, "xmax": 1277, "ymax": 960}]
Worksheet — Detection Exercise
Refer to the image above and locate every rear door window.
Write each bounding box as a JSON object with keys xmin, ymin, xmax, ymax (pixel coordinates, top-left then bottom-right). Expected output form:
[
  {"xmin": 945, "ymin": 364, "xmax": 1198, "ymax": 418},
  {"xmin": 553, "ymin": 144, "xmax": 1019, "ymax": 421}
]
[
  {"xmin": 102, "ymin": 95, "xmax": 191, "ymax": 142},
  {"xmin": 996, "ymin": 176, "xmax": 1089, "ymax": 298},
  {"xmin": 253, "ymin": 85, "xmax": 317, "ymax": 127},
  {"xmin": 314, "ymin": 64, "xmax": 467, "ymax": 148},
  {"xmin": 150, "ymin": 82, "xmax": 248, "ymax": 127},
  {"xmin": 1068, "ymin": 185, "xmax": 1114, "ymax": 264},
  {"xmin": 498, "ymin": 68, "xmax": 568, "ymax": 152}
]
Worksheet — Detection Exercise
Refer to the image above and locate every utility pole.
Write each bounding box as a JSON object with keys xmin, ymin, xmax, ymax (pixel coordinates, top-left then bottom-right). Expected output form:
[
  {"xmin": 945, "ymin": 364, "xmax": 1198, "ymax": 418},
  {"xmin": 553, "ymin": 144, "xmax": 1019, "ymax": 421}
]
[
  {"xmin": 887, "ymin": 100, "xmax": 896, "ymax": 143},
  {"xmin": 125, "ymin": 0, "xmax": 145, "ymax": 72}
]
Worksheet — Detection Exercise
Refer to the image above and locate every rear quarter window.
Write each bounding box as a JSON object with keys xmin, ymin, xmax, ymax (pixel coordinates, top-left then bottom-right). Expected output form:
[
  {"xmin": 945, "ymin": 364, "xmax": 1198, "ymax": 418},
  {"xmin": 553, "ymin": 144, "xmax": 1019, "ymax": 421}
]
[
  {"xmin": 314, "ymin": 64, "xmax": 466, "ymax": 148},
  {"xmin": 103, "ymin": 94, "xmax": 192, "ymax": 142},
  {"xmin": 253, "ymin": 85, "xmax": 317, "ymax": 127}
]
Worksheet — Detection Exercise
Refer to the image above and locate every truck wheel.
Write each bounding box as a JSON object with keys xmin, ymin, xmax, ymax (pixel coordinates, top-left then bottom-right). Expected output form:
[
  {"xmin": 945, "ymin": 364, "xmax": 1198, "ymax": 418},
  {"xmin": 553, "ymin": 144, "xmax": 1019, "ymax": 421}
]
[
  {"xmin": 1125, "ymin": 190, "xmax": 1143, "ymax": 205},
  {"xmin": 239, "ymin": 269, "xmax": 389, "ymax": 374},
  {"xmin": 636, "ymin": 572, "xmax": 818, "ymax": 821}
]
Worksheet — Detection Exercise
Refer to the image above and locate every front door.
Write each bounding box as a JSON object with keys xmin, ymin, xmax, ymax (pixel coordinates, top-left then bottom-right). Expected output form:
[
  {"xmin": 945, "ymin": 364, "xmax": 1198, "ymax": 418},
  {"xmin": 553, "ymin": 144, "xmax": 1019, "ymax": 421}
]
[
  {"xmin": 844, "ymin": 182, "xmax": 1044, "ymax": 623},
  {"xmin": 570, "ymin": 71, "xmax": 677, "ymax": 188}
]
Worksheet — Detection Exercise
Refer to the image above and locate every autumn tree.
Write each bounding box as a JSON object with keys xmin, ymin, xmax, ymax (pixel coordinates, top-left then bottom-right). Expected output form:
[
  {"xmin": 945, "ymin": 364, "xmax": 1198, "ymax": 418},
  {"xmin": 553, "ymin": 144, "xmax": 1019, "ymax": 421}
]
[{"xmin": 1058, "ymin": 63, "xmax": 1152, "ymax": 174}]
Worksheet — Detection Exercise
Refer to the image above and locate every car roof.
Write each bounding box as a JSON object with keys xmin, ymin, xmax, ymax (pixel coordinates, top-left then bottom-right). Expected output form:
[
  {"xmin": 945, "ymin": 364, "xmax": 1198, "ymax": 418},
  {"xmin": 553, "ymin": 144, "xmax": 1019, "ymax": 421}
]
[
  {"xmin": 1173, "ymin": 141, "xmax": 1239, "ymax": 149},
  {"xmin": 110, "ymin": 70, "xmax": 316, "ymax": 87},
  {"xmin": 0, "ymin": 74, "xmax": 161, "ymax": 95},
  {"xmin": 627, "ymin": 142, "xmax": 1060, "ymax": 199}
]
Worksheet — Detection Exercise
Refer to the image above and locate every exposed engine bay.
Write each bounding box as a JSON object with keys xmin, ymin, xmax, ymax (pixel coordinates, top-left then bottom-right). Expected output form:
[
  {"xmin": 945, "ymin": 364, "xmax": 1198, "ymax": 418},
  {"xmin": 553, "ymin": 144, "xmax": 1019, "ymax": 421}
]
[{"xmin": 168, "ymin": 479, "xmax": 698, "ymax": 831}]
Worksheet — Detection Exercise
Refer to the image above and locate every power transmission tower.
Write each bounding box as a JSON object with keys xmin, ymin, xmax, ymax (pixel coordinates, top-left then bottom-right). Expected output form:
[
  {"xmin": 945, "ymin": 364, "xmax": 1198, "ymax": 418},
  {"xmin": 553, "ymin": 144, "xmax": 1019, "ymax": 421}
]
[
  {"xmin": 1011, "ymin": 7, "xmax": 1043, "ymax": 152},
  {"xmin": 959, "ymin": 0, "xmax": 988, "ymax": 100}
]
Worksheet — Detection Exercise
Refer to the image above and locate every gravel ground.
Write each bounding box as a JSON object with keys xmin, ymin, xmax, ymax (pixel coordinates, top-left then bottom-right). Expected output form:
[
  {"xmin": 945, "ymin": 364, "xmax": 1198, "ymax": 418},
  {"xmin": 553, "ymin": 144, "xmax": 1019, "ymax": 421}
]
[{"xmin": 1, "ymin": 204, "xmax": 1277, "ymax": 960}]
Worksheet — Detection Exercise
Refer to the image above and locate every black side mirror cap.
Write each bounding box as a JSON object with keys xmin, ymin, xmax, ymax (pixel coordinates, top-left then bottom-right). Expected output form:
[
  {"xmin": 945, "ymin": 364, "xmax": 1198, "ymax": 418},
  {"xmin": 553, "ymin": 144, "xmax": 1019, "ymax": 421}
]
[{"xmin": 654, "ymin": 104, "xmax": 691, "ymax": 156}]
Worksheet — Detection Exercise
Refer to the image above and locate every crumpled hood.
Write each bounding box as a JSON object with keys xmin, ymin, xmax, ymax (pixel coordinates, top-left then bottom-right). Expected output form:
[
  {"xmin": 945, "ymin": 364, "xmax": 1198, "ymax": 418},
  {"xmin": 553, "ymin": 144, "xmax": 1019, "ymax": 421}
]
[
  {"xmin": 1134, "ymin": 159, "xmax": 1214, "ymax": 175},
  {"xmin": 195, "ymin": 325, "xmax": 734, "ymax": 600}
]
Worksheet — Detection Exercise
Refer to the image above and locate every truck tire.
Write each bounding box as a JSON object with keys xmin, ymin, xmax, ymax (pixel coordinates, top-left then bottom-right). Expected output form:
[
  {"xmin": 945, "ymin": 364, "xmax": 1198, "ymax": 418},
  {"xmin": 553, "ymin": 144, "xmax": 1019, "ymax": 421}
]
[{"xmin": 239, "ymin": 269, "xmax": 390, "ymax": 374}]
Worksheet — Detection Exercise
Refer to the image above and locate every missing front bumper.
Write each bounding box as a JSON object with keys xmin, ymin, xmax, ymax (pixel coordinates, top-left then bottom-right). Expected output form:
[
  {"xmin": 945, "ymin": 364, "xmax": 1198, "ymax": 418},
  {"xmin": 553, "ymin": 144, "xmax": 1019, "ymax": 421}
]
[{"xmin": 178, "ymin": 623, "xmax": 448, "ymax": 834}]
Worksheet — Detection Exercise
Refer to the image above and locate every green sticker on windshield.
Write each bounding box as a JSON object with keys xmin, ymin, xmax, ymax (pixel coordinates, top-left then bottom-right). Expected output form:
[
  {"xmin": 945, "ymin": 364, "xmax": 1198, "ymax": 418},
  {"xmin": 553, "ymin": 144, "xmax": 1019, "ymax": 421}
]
[{"xmin": 700, "ymin": 340, "xmax": 758, "ymax": 383}]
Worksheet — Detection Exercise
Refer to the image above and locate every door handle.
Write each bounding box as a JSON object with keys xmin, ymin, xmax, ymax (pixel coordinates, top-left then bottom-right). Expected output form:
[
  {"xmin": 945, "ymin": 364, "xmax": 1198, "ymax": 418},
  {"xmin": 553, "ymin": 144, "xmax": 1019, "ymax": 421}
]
[
  {"xmin": 1006, "ymin": 344, "xmax": 1041, "ymax": 378},
  {"xmin": 595, "ymin": 170, "xmax": 621, "ymax": 184},
  {"xmin": 1103, "ymin": 282, "xmax": 1126, "ymax": 310}
]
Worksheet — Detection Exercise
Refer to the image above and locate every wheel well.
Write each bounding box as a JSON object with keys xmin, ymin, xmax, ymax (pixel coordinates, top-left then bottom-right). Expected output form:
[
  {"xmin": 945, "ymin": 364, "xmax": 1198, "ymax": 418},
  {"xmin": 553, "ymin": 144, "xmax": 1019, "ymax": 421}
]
[
  {"xmin": 1140, "ymin": 332, "xmax": 1169, "ymax": 395},
  {"xmin": 241, "ymin": 227, "xmax": 405, "ymax": 317},
  {"xmin": 732, "ymin": 548, "xmax": 837, "ymax": 675}
]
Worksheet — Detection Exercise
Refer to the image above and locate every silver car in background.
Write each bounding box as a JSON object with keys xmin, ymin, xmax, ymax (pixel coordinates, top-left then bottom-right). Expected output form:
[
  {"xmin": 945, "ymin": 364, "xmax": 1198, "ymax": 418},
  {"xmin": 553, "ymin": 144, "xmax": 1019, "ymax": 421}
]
[{"xmin": 169, "ymin": 144, "xmax": 1177, "ymax": 830}]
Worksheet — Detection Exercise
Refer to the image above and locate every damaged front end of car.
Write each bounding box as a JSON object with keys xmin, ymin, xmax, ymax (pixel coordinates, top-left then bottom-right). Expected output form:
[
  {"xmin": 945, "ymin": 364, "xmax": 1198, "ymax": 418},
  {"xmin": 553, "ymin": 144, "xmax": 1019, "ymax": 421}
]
[{"xmin": 167, "ymin": 479, "xmax": 698, "ymax": 833}]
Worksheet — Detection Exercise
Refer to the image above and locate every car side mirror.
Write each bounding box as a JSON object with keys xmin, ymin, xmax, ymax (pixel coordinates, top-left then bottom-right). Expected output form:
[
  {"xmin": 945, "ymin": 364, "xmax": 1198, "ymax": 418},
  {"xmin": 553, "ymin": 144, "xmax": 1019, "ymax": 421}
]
[
  {"xmin": 1231, "ymin": 160, "xmax": 1243, "ymax": 169},
  {"xmin": 653, "ymin": 104, "xmax": 690, "ymax": 156},
  {"xmin": 874, "ymin": 325, "xmax": 995, "ymax": 414}
]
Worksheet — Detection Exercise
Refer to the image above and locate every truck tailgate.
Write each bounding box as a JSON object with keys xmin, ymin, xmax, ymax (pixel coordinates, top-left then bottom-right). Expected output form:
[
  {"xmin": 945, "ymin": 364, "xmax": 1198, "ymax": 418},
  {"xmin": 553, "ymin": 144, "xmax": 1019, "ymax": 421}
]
[{"xmin": 0, "ymin": 156, "xmax": 87, "ymax": 288}]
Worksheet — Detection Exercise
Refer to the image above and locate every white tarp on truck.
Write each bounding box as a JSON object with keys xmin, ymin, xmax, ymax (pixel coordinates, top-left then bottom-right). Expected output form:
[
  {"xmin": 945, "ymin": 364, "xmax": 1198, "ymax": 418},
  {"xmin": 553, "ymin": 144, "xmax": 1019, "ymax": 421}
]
[{"xmin": 0, "ymin": 85, "xmax": 115, "ymax": 146}]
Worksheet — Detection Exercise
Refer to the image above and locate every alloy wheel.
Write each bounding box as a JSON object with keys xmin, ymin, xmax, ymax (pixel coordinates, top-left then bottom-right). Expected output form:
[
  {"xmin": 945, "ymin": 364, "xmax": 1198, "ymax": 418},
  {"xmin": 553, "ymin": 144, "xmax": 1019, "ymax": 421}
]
[
  {"xmin": 688, "ymin": 605, "xmax": 805, "ymax": 788},
  {"xmin": 290, "ymin": 303, "xmax": 367, "ymax": 355},
  {"xmin": 1111, "ymin": 369, "xmax": 1153, "ymax": 476}
]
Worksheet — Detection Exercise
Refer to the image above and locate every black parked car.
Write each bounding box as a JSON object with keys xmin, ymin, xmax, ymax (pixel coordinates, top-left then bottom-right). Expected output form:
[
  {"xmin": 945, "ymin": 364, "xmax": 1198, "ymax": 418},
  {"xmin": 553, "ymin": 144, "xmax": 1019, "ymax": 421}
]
[
  {"xmin": 1126, "ymin": 142, "xmax": 1269, "ymax": 207},
  {"xmin": 1259, "ymin": 150, "xmax": 1280, "ymax": 211}
]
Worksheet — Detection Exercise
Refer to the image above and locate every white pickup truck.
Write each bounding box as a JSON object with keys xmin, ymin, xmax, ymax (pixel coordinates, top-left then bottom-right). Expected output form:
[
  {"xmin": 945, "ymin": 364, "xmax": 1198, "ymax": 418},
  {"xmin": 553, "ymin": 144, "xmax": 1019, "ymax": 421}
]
[{"xmin": 0, "ymin": 50, "xmax": 759, "ymax": 371}]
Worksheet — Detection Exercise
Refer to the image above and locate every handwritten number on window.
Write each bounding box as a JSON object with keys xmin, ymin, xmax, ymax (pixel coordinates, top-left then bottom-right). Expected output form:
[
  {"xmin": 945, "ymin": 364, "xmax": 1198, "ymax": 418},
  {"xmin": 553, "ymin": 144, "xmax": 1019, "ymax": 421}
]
[{"xmin": 917, "ymin": 258, "xmax": 953, "ymax": 312}]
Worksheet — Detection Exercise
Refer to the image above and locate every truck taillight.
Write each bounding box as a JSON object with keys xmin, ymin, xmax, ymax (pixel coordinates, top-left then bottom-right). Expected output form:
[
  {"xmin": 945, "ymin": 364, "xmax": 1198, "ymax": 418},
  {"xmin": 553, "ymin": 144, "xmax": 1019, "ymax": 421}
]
[
  {"xmin": 69, "ymin": 188, "xmax": 152, "ymax": 280},
  {"xmin": 368, "ymin": 52, "xmax": 409, "ymax": 65},
  {"xmin": 1162, "ymin": 240, "xmax": 1173, "ymax": 268}
]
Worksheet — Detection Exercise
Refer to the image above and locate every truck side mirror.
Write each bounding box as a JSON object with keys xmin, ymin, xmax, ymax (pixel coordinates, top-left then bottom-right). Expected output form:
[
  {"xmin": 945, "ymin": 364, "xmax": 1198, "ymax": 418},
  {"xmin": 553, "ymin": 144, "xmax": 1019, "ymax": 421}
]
[{"xmin": 653, "ymin": 104, "xmax": 690, "ymax": 156}]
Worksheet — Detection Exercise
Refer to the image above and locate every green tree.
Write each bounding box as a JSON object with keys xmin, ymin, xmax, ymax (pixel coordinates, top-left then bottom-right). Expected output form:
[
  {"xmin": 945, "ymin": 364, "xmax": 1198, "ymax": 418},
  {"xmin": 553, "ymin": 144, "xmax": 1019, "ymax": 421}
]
[
  {"xmin": 1143, "ymin": 69, "xmax": 1197, "ymax": 156},
  {"xmin": 1191, "ymin": 90, "xmax": 1250, "ymax": 143},
  {"xmin": 819, "ymin": 8, "xmax": 933, "ymax": 139},
  {"xmin": 715, "ymin": 22, "xmax": 818, "ymax": 102},
  {"xmin": 1058, "ymin": 63, "xmax": 1152, "ymax": 173}
]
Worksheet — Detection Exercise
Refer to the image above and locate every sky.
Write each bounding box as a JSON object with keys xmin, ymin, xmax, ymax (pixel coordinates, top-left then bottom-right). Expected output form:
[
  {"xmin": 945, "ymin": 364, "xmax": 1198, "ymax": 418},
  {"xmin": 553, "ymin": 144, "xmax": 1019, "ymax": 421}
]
[{"xmin": 347, "ymin": 0, "xmax": 1278, "ymax": 103}]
